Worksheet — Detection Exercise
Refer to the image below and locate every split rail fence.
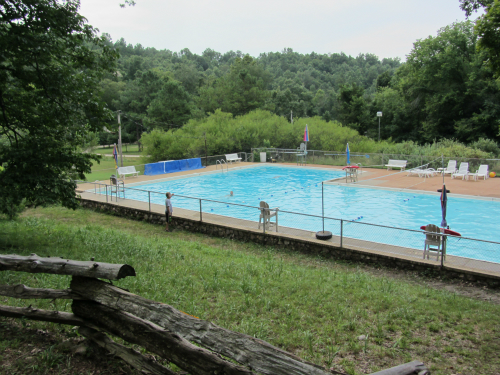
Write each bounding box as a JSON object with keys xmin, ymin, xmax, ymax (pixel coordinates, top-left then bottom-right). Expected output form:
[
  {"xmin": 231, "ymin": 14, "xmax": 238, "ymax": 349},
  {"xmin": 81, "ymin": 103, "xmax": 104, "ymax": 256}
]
[{"xmin": 0, "ymin": 254, "xmax": 430, "ymax": 375}]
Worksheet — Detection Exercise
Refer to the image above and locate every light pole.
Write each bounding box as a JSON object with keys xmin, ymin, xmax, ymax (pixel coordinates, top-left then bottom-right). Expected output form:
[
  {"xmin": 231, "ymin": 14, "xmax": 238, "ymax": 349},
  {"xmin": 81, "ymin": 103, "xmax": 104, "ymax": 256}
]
[
  {"xmin": 118, "ymin": 110, "xmax": 123, "ymax": 167},
  {"xmin": 377, "ymin": 111, "xmax": 382, "ymax": 142}
]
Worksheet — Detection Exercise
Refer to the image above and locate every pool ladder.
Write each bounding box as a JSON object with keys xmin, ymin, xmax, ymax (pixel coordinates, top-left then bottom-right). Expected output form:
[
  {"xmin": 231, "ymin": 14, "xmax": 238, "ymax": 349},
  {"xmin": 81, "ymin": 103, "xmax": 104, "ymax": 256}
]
[{"xmin": 216, "ymin": 159, "xmax": 228, "ymax": 172}]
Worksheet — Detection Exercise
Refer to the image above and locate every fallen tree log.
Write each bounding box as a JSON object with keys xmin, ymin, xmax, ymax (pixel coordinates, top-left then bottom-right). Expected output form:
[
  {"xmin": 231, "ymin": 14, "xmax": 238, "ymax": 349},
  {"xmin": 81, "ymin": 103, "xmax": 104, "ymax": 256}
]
[
  {"xmin": 0, "ymin": 304, "xmax": 91, "ymax": 326},
  {"xmin": 369, "ymin": 360, "xmax": 429, "ymax": 375},
  {"xmin": 79, "ymin": 326, "xmax": 176, "ymax": 375},
  {"xmin": 71, "ymin": 276, "xmax": 330, "ymax": 375},
  {"xmin": 72, "ymin": 300, "xmax": 255, "ymax": 375},
  {"xmin": 0, "ymin": 254, "xmax": 135, "ymax": 280},
  {"xmin": 0, "ymin": 284, "xmax": 83, "ymax": 300}
]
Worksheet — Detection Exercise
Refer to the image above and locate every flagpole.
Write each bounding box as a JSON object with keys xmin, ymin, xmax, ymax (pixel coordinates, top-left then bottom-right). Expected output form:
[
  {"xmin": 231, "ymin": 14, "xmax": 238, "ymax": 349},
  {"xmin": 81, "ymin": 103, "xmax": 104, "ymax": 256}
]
[{"xmin": 442, "ymin": 154, "xmax": 444, "ymax": 185}]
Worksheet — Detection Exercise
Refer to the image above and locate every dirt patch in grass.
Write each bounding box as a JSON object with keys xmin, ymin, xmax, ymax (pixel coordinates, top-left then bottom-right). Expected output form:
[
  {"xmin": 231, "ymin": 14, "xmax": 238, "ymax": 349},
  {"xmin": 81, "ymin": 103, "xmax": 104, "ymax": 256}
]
[{"xmin": 0, "ymin": 318, "xmax": 141, "ymax": 375}]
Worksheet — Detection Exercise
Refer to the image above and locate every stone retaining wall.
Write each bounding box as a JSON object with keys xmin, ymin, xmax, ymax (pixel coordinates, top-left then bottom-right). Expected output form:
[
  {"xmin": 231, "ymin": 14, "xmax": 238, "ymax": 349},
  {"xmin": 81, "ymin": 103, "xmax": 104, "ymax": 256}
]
[{"xmin": 79, "ymin": 198, "xmax": 500, "ymax": 288}]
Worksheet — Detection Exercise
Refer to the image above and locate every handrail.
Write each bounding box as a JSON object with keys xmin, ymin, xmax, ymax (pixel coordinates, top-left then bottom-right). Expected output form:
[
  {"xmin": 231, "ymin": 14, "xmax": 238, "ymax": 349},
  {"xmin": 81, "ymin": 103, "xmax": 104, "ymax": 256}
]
[
  {"xmin": 215, "ymin": 159, "xmax": 228, "ymax": 172},
  {"xmin": 76, "ymin": 180, "xmax": 500, "ymax": 247},
  {"xmin": 220, "ymin": 159, "xmax": 228, "ymax": 172}
]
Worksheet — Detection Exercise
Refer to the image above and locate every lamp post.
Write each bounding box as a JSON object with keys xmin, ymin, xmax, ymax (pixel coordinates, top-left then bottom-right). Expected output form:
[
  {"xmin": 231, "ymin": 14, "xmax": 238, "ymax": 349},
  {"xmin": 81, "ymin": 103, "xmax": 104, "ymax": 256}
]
[
  {"xmin": 117, "ymin": 110, "xmax": 123, "ymax": 167},
  {"xmin": 377, "ymin": 112, "xmax": 382, "ymax": 142}
]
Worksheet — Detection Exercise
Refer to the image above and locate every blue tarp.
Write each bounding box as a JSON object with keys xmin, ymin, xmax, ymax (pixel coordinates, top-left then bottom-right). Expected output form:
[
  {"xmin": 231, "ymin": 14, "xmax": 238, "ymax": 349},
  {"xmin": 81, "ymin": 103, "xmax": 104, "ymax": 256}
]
[{"xmin": 144, "ymin": 158, "xmax": 203, "ymax": 176}]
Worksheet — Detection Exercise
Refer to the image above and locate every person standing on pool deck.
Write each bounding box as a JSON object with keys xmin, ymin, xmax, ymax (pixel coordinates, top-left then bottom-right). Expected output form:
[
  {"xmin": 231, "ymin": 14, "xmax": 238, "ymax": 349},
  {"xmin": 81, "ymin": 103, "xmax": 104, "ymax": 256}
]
[{"xmin": 165, "ymin": 192, "xmax": 174, "ymax": 232}]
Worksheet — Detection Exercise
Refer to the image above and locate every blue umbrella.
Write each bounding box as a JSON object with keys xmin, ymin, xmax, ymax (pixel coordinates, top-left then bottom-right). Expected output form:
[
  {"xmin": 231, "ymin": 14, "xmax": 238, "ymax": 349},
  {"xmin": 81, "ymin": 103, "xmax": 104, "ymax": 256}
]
[
  {"xmin": 346, "ymin": 143, "xmax": 350, "ymax": 165},
  {"xmin": 440, "ymin": 183, "xmax": 447, "ymax": 228}
]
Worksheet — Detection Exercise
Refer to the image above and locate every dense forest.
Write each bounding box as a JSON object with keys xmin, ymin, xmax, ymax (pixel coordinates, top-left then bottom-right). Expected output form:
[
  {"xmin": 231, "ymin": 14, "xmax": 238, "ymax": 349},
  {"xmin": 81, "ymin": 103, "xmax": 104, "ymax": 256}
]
[
  {"xmin": 99, "ymin": 18, "xmax": 500, "ymax": 155},
  {"xmin": 98, "ymin": 36, "xmax": 400, "ymax": 145}
]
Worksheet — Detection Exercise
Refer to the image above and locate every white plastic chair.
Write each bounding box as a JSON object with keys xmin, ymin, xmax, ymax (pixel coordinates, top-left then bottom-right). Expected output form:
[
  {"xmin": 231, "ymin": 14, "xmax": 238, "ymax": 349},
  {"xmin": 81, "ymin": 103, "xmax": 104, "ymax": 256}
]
[
  {"xmin": 423, "ymin": 224, "xmax": 445, "ymax": 261},
  {"xmin": 110, "ymin": 175, "xmax": 125, "ymax": 201},
  {"xmin": 451, "ymin": 162, "xmax": 469, "ymax": 180},
  {"xmin": 258, "ymin": 201, "xmax": 279, "ymax": 232},
  {"xmin": 469, "ymin": 165, "xmax": 489, "ymax": 181},
  {"xmin": 407, "ymin": 165, "xmax": 427, "ymax": 177},
  {"xmin": 441, "ymin": 160, "xmax": 457, "ymax": 176},
  {"xmin": 418, "ymin": 168, "xmax": 438, "ymax": 178}
]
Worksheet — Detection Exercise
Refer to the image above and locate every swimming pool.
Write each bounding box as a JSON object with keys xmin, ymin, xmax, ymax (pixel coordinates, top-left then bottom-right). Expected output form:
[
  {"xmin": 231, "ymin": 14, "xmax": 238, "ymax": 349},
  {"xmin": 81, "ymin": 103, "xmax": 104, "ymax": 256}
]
[{"xmin": 119, "ymin": 165, "xmax": 500, "ymax": 263}]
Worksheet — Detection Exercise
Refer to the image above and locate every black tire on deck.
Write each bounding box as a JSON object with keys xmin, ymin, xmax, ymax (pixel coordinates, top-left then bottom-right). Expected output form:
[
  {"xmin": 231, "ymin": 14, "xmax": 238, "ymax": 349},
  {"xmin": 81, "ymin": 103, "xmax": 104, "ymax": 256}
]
[{"xmin": 315, "ymin": 231, "xmax": 332, "ymax": 240}]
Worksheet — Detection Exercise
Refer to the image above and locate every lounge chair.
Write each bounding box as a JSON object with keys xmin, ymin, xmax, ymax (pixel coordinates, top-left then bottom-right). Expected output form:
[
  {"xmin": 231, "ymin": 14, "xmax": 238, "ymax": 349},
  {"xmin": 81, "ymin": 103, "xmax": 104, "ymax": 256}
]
[
  {"xmin": 468, "ymin": 164, "xmax": 489, "ymax": 181},
  {"xmin": 423, "ymin": 224, "xmax": 445, "ymax": 261},
  {"xmin": 407, "ymin": 164, "xmax": 436, "ymax": 177},
  {"xmin": 418, "ymin": 168, "xmax": 438, "ymax": 178},
  {"xmin": 439, "ymin": 160, "xmax": 457, "ymax": 176},
  {"xmin": 258, "ymin": 201, "xmax": 279, "ymax": 232},
  {"xmin": 407, "ymin": 164, "xmax": 428, "ymax": 177},
  {"xmin": 451, "ymin": 162, "xmax": 469, "ymax": 180},
  {"xmin": 110, "ymin": 175, "xmax": 125, "ymax": 201}
]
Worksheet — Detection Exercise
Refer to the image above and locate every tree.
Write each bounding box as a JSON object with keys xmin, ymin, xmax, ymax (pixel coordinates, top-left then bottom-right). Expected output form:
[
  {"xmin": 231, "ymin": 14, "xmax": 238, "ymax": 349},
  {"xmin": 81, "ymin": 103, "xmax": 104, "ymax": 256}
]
[
  {"xmin": 376, "ymin": 71, "xmax": 392, "ymax": 90},
  {"xmin": 0, "ymin": 0, "xmax": 118, "ymax": 217},
  {"xmin": 460, "ymin": 0, "xmax": 492, "ymax": 16},
  {"xmin": 475, "ymin": 0, "xmax": 500, "ymax": 76},
  {"xmin": 337, "ymin": 84, "xmax": 371, "ymax": 133},
  {"xmin": 461, "ymin": 0, "xmax": 500, "ymax": 76},
  {"xmin": 147, "ymin": 79, "xmax": 194, "ymax": 129},
  {"xmin": 375, "ymin": 21, "xmax": 500, "ymax": 143},
  {"xmin": 197, "ymin": 55, "xmax": 272, "ymax": 116}
]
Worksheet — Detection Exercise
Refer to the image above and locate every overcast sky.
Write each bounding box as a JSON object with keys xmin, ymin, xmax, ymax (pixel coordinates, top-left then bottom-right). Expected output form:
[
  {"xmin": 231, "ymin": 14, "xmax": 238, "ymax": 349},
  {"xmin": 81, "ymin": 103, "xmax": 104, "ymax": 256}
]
[{"xmin": 79, "ymin": 0, "xmax": 479, "ymax": 61}]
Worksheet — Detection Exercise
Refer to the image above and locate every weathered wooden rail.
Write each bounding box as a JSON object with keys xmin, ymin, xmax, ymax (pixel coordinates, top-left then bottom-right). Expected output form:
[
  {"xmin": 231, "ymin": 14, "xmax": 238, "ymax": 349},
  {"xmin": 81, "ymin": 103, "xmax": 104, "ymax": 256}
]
[{"xmin": 0, "ymin": 254, "xmax": 430, "ymax": 375}]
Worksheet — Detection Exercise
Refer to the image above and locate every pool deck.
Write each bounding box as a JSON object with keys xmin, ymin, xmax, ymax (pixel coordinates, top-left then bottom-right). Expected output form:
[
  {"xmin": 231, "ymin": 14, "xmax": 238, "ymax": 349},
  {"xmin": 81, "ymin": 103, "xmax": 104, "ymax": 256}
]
[
  {"xmin": 78, "ymin": 161, "xmax": 500, "ymax": 199},
  {"xmin": 76, "ymin": 162, "xmax": 500, "ymax": 280}
]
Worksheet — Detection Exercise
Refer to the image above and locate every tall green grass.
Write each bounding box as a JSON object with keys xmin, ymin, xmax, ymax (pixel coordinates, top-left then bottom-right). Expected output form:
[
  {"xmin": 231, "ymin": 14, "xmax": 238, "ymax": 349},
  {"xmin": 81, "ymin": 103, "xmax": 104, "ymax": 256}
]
[
  {"xmin": 84, "ymin": 156, "xmax": 146, "ymax": 181},
  {"xmin": 1, "ymin": 207, "xmax": 499, "ymax": 374},
  {"xmin": 93, "ymin": 144, "xmax": 143, "ymax": 155}
]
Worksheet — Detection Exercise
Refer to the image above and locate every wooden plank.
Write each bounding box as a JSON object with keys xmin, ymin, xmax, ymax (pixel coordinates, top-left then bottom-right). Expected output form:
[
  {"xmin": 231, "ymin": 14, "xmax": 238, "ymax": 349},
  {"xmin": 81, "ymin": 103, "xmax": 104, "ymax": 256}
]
[
  {"xmin": 79, "ymin": 326, "xmax": 176, "ymax": 375},
  {"xmin": 71, "ymin": 277, "xmax": 331, "ymax": 375},
  {"xmin": 0, "ymin": 254, "xmax": 135, "ymax": 280},
  {"xmin": 0, "ymin": 284, "xmax": 84, "ymax": 299},
  {"xmin": 72, "ymin": 300, "xmax": 255, "ymax": 375},
  {"xmin": 369, "ymin": 360, "xmax": 429, "ymax": 375},
  {"xmin": 0, "ymin": 304, "xmax": 90, "ymax": 326}
]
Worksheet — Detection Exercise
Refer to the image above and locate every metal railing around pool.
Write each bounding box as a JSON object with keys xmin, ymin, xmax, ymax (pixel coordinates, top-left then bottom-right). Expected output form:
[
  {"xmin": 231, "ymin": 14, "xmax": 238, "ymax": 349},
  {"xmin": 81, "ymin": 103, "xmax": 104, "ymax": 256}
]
[
  {"xmin": 78, "ymin": 181, "xmax": 500, "ymax": 276},
  {"xmin": 251, "ymin": 147, "xmax": 500, "ymax": 175}
]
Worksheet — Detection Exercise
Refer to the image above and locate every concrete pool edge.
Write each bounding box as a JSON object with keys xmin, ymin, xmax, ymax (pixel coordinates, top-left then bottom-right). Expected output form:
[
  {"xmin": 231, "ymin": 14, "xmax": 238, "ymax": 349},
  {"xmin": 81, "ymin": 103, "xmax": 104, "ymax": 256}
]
[{"xmin": 324, "ymin": 180, "xmax": 500, "ymax": 201}]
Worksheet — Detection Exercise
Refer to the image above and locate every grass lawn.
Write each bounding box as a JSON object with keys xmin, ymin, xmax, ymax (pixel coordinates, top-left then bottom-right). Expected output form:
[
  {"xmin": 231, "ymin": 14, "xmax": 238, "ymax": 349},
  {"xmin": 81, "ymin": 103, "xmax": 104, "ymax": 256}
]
[
  {"xmin": 1, "ymin": 206, "xmax": 499, "ymax": 374},
  {"xmin": 84, "ymin": 156, "xmax": 147, "ymax": 182},
  {"xmin": 93, "ymin": 144, "xmax": 143, "ymax": 155}
]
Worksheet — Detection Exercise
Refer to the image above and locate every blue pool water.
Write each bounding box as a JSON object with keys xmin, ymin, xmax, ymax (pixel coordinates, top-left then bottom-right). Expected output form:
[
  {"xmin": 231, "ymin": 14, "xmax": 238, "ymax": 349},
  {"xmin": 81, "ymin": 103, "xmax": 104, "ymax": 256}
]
[{"xmin": 118, "ymin": 165, "xmax": 500, "ymax": 263}]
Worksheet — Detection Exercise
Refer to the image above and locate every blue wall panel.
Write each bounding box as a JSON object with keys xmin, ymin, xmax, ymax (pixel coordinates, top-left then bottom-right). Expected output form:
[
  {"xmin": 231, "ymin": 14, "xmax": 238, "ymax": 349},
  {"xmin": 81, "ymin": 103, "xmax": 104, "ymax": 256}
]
[{"xmin": 144, "ymin": 158, "xmax": 203, "ymax": 176}]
